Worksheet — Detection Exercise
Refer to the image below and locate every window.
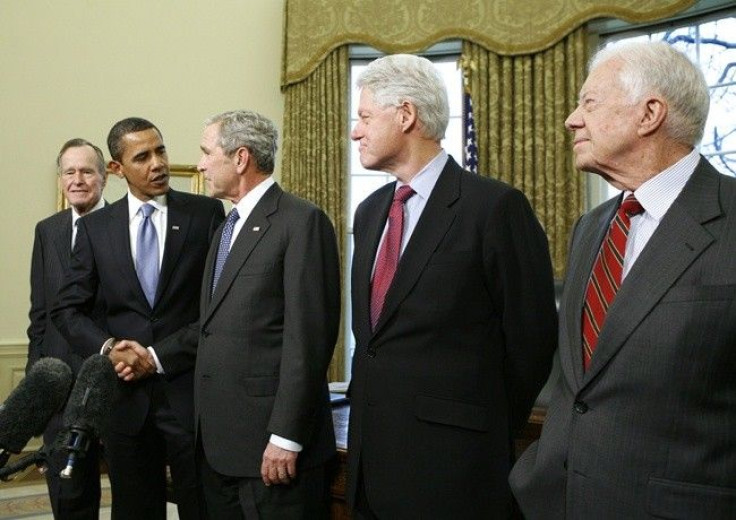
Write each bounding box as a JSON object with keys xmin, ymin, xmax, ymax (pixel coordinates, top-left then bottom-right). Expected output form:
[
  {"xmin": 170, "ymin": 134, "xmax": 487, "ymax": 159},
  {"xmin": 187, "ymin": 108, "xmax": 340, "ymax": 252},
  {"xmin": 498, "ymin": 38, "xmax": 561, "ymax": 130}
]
[
  {"xmin": 589, "ymin": 4, "xmax": 736, "ymax": 206},
  {"xmin": 344, "ymin": 43, "xmax": 464, "ymax": 379}
]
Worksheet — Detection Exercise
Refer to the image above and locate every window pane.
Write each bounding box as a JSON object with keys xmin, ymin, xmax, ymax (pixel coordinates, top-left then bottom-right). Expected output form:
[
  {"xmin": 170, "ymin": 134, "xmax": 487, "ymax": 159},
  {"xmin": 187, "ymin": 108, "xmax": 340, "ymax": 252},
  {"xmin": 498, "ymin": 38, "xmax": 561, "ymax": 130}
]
[{"xmin": 349, "ymin": 174, "xmax": 393, "ymax": 227}]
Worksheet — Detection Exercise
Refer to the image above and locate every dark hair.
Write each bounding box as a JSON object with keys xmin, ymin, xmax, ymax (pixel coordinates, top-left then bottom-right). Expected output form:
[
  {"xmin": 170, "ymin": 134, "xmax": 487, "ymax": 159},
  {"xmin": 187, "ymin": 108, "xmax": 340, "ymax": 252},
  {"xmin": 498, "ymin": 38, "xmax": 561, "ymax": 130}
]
[
  {"xmin": 107, "ymin": 117, "xmax": 161, "ymax": 161},
  {"xmin": 56, "ymin": 138, "xmax": 106, "ymax": 176}
]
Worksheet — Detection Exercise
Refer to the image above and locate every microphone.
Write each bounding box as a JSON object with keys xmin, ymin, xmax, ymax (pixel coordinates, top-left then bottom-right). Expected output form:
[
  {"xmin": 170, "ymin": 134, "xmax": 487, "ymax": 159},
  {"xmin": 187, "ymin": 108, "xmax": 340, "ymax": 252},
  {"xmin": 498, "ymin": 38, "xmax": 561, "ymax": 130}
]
[
  {"xmin": 59, "ymin": 354, "xmax": 117, "ymax": 479},
  {"xmin": 0, "ymin": 358, "xmax": 72, "ymax": 469}
]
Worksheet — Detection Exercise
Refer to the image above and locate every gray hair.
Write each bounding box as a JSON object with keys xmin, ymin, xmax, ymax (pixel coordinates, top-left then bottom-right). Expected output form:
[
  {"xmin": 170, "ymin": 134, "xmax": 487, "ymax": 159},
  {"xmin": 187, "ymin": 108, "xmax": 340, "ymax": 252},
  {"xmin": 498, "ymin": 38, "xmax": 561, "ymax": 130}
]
[
  {"xmin": 205, "ymin": 110, "xmax": 278, "ymax": 173},
  {"xmin": 56, "ymin": 138, "xmax": 106, "ymax": 177},
  {"xmin": 357, "ymin": 54, "xmax": 449, "ymax": 141},
  {"xmin": 590, "ymin": 41, "xmax": 710, "ymax": 146}
]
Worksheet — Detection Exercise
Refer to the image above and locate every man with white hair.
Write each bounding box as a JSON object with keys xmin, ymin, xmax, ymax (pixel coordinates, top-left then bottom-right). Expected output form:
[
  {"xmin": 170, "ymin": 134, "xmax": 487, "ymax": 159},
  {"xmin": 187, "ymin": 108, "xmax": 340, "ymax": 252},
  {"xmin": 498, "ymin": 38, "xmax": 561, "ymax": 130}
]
[
  {"xmin": 510, "ymin": 41, "xmax": 736, "ymax": 519},
  {"xmin": 347, "ymin": 53, "xmax": 558, "ymax": 518}
]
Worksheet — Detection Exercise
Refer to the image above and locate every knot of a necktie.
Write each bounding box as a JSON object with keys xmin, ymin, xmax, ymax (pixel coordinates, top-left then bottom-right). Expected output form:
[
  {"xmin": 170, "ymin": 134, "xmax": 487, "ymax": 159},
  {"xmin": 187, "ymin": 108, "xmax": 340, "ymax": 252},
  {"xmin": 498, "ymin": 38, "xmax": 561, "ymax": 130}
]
[
  {"xmin": 394, "ymin": 185, "xmax": 415, "ymax": 204},
  {"xmin": 620, "ymin": 194, "xmax": 644, "ymax": 218},
  {"xmin": 140, "ymin": 203, "xmax": 155, "ymax": 219}
]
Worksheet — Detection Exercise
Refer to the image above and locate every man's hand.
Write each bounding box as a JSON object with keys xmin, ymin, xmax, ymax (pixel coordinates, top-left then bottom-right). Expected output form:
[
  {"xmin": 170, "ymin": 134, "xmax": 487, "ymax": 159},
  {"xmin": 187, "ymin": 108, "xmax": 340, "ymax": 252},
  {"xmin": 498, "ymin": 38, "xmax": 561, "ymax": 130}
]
[
  {"xmin": 110, "ymin": 340, "xmax": 155, "ymax": 381},
  {"xmin": 261, "ymin": 442, "xmax": 298, "ymax": 486}
]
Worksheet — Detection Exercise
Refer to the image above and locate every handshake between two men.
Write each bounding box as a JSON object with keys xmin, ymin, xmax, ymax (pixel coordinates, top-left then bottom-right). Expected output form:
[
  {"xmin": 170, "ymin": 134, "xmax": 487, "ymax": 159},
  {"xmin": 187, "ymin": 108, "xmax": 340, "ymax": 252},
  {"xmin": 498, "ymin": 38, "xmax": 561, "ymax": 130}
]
[{"xmin": 108, "ymin": 340, "xmax": 156, "ymax": 381}]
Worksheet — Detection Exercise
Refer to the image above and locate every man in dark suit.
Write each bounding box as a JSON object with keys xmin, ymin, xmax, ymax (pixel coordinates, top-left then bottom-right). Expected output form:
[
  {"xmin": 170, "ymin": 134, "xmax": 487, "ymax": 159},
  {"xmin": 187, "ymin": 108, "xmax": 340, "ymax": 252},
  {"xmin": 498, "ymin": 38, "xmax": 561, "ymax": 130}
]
[
  {"xmin": 346, "ymin": 54, "xmax": 558, "ymax": 519},
  {"xmin": 52, "ymin": 118, "xmax": 224, "ymax": 520},
  {"xmin": 120, "ymin": 110, "xmax": 340, "ymax": 518},
  {"xmin": 509, "ymin": 41, "xmax": 736, "ymax": 519},
  {"xmin": 28, "ymin": 138, "xmax": 107, "ymax": 519}
]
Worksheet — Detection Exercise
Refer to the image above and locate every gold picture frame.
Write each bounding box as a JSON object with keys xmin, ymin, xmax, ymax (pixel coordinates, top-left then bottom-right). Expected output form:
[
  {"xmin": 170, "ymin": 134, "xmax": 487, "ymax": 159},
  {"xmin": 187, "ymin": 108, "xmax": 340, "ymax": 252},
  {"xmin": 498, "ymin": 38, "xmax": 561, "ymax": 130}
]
[{"xmin": 57, "ymin": 164, "xmax": 204, "ymax": 211}]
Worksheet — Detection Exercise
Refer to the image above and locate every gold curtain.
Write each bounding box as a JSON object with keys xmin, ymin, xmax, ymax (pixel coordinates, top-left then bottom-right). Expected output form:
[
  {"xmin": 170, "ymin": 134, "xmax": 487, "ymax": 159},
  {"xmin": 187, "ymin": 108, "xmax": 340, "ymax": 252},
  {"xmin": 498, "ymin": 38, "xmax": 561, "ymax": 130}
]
[
  {"xmin": 282, "ymin": 0, "xmax": 695, "ymax": 87},
  {"xmin": 463, "ymin": 29, "xmax": 587, "ymax": 278},
  {"xmin": 281, "ymin": 46, "xmax": 349, "ymax": 382}
]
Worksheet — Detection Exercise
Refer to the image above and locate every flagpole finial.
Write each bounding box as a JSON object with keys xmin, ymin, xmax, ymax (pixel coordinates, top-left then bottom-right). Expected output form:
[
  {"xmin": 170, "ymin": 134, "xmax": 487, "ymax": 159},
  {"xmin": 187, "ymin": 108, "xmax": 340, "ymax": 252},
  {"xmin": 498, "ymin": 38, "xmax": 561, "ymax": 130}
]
[{"xmin": 457, "ymin": 56, "xmax": 477, "ymax": 94}]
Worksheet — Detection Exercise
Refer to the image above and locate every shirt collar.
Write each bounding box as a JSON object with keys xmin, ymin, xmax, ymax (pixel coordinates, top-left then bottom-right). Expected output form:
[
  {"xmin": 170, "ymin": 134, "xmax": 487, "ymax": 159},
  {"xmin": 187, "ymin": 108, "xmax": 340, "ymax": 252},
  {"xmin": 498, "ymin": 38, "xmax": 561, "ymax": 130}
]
[
  {"xmin": 127, "ymin": 190, "xmax": 168, "ymax": 222},
  {"xmin": 397, "ymin": 149, "xmax": 448, "ymax": 199},
  {"xmin": 71, "ymin": 197, "xmax": 105, "ymax": 223},
  {"xmin": 233, "ymin": 176, "xmax": 275, "ymax": 217},
  {"xmin": 628, "ymin": 148, "xmax": 700, "ymax": 222}
]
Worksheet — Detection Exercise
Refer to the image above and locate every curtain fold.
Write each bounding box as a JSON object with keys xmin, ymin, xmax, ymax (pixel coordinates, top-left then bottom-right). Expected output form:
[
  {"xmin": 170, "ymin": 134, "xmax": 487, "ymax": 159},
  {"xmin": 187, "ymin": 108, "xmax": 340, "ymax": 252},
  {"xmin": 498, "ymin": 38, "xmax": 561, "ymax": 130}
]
[
  {"xmin": 463, "ymin": 28, "xmax": 587, "ymax": 278},
  {"xmin": 281, "ymin": 46, "xmax": 349, "ymax": 382}
]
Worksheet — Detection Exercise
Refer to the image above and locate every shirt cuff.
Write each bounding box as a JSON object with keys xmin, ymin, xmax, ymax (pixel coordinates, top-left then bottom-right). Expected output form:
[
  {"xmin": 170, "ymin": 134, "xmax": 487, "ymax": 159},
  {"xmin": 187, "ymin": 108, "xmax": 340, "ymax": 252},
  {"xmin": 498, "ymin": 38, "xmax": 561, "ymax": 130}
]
[
  {"xmin": 147, "ymin": 347, "xmax": 164, "ymax": 375},
  {"xmin": 269, "ymin": 434, "xmax": 302, "ymax": 452}
]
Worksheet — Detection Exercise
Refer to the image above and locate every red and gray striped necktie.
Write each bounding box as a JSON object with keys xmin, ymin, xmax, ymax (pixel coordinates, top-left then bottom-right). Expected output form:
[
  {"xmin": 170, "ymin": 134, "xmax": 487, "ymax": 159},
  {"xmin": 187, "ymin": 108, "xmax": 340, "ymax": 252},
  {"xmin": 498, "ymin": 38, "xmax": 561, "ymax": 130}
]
[
  {"xmin": 370, "ymin": 185, "xmax": 415, "ymax": 330},
  {"xmin": 582, "ymin": 194, "xmax": 644, "ymax": 371}
]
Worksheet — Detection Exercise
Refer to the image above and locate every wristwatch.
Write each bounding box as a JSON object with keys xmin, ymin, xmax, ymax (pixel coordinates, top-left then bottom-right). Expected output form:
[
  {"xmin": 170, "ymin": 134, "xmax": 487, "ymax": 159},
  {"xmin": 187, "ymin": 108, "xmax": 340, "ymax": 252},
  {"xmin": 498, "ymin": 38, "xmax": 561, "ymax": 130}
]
[{"xmin": 101, "ymin": 338, "xmax": 117, "ymax": 356}]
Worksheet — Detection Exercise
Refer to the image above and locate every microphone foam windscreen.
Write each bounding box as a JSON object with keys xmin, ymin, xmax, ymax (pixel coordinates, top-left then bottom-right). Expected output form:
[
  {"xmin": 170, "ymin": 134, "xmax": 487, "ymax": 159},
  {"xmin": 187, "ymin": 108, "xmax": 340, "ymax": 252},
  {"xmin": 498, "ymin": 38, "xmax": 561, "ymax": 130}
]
[
  {"xmin": 0, "ymin": 358, "xmax": 73, "ymax": 452},
  {"xmin": 62, "ymin": 355, "xmax": 118, "ymax": 437}
]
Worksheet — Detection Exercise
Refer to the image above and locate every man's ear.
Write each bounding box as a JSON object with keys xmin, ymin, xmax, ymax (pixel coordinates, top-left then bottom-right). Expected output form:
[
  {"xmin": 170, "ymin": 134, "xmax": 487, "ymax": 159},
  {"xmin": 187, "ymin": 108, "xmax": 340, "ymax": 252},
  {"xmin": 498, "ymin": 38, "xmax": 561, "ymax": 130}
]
[
  {"xmin": 108, "ymin": 160, "xmax": 125, "ymax": 179},
  {"xmin": 638, "ymin": 97, "xmax": 667, "ymax": 137},
  {"xmin": 235, "ymin": 147, "xmax": 250, "ymax": 174},
  {"xmin": 398, "ymin": 101, "xmax": 418, "ymax": 133}
]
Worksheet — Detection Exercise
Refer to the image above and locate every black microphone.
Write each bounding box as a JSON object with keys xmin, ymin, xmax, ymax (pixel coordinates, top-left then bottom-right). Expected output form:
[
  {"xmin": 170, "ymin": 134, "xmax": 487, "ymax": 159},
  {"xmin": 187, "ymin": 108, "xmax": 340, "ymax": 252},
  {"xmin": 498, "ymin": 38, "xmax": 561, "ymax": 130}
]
[
  {"xmin": 0, "ymin": 358, "xmax": 72, "ymax": 468},
  {"xmin": 59, "ymin": 354, "xmax": 117, "ymax": 479}
]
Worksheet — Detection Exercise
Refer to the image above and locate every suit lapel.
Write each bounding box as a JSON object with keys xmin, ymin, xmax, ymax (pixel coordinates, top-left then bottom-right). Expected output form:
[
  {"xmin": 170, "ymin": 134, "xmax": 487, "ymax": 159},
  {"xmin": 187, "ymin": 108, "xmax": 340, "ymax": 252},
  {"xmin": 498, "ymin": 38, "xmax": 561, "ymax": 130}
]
[
  {"xmin": 156, "ymin": 190, "xmax": 191, "ymax": 306},
  {"xmin": 52, "ymin": 210, "xmax": 73, "ymax": 269},
  {"xmin": 203, "ymin": 184, "xmax": 280, "ymax": 324},
  {"xmin": 561, "ymin": 198, "xmax": 619, "ymax": 389},
  {"xmin": 107, "ymin": 197, "xmax": 151, "ymax": 312},
  {"xmin": 353, "ymin": 185, "xmax": 394, "ymax": 343},
  {"xmin": 582, "ymin": 160, "xmax": 720, "ymax": 387},
  {"xmin": 371, "ymin": 159, "xmax": 460, "ymax": 337}
]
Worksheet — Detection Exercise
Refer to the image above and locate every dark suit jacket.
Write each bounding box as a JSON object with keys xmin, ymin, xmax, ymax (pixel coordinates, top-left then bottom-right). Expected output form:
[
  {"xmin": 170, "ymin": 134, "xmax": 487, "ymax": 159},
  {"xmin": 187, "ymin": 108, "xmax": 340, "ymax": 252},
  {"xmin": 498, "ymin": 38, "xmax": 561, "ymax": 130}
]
[
  {"xmin": 510, "ymin": 158, "xmax": 736, "ymax": 519},
  {"xmin": 52, "ymin": 189, "xmax": 224, "ymax": 435},
  {"xmin": 347, "ymin": 157, "xmax": 558, "ymax": 518},
  {"xmin": 157, "ymin": 183, "xmax": 340, "ymax": 477},
  {"xmin": 28, "ymin": 208, "xmax": 105, "ymax": 375}
]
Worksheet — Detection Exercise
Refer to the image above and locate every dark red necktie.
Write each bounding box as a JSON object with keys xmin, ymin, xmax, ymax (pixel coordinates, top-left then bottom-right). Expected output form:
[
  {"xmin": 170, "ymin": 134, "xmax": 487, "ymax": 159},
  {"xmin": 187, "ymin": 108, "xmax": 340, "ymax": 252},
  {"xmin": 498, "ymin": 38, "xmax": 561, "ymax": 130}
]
[
  {"xmin": 582, "ymin": 194, "xmax": 644, "ymax": 370},
  {"xmin": 370, "ymin": 185, "xmax": 415, "ymax": 330}
]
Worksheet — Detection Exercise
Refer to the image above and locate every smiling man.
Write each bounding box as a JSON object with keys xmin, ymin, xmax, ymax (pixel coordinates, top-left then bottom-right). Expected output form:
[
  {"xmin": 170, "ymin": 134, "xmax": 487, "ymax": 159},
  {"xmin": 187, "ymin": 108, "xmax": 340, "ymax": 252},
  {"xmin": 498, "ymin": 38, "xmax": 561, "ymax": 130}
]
[
  {"xmin": 52, "ymin": 118, "xmax": 224, "ymax": 520},
  {"xmin": 346, "ymin": 54, "xmax": 557, "ymax": 519},
  {"xmin": 27, "ymin": 138, "xmax": 107, "ymax": 519}
]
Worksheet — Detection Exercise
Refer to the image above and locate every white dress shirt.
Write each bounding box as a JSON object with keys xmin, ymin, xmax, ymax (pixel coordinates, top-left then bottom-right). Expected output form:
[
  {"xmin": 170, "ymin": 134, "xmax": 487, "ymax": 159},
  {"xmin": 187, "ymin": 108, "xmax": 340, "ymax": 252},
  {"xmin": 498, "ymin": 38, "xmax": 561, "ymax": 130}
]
[
  {"xmin": 372, "ymin": 150, "xmax": 448, "ymax": 277},
  {"xmin": 622, "ymin": 148, "xmax": 699, "ymax": 279},
  {"xmin": 71, "ymin": 197, "xmax": 105, "ymax": 248}
]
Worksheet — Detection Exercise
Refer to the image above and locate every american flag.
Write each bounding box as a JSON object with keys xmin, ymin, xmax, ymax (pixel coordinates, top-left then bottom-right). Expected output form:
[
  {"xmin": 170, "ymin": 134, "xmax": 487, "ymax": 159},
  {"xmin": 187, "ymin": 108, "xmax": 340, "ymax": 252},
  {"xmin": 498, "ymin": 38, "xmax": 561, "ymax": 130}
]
[{"xmin": 463, "ymin": 91, "xmax": 478, "ymax": 174}]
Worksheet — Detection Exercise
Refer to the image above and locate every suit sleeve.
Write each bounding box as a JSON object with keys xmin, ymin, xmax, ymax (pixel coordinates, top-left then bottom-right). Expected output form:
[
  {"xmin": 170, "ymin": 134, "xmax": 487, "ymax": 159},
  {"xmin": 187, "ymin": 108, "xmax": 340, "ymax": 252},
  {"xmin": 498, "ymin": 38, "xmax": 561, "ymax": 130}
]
[
  {"xmin": 486, "ymin": 188, "xmax": 558, "ymax": 433},
  {"xmin": 26, "ymin": 224, "xmax": 46, "ymax": 372},
  {"xmin": 51, "ymin": 219, "xmax": 109, "ymax": 357},
  {"xmin": 153, "ymin": 199, "xmax": 225, "ymax": 377},
  {"xmin": 268, "ymin": 207, "xmax": 341, "ymax": 443}
]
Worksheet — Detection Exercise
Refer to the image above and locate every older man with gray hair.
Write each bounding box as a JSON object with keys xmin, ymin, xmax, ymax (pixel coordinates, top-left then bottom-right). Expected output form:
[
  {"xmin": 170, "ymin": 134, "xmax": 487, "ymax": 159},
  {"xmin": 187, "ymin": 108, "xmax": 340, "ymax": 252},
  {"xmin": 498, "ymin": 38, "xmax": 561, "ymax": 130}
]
[
  {"xmin": 510, "ymin": 41, "xmax": 736, "ymax": 519},
  {"xmin": 347, "ymin": 53, "xmax": 557, "ymax": 519}
]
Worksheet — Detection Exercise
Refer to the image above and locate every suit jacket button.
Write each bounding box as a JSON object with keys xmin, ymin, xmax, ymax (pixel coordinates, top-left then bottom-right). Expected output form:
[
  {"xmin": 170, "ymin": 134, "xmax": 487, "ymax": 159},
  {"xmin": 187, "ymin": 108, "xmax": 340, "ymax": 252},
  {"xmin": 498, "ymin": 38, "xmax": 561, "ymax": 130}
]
[
  {"xmin": 202, "ymin": 329, "xmax": 210, "ymax": 338},
  {"xmin": 573, "ymin": 401, "xmax": 588, "ymax": 414},
  {"xmin": 366, "ymin": 348, "xmax": 376, "ymax": 358}
]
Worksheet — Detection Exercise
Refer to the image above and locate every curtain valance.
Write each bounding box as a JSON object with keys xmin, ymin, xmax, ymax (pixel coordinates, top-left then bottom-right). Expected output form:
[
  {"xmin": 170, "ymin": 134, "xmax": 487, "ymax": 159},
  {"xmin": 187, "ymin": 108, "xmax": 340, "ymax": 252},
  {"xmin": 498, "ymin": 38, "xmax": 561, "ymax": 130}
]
[{"xmin": 282, "ymin": 0, "xmax": 695, "ymax": 87}]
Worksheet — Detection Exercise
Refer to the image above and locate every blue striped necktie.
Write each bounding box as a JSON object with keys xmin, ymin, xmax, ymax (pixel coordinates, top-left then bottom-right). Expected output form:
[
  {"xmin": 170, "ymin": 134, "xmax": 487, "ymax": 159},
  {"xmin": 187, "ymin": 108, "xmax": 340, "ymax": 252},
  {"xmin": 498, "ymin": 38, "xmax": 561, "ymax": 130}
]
[
  {"xmin": 212, "ymin": 208, "xmax": 240, "ymax": 294},
  {"xmin": 135, "ymin": 203, "xmax": 159, "ymax": 307}
]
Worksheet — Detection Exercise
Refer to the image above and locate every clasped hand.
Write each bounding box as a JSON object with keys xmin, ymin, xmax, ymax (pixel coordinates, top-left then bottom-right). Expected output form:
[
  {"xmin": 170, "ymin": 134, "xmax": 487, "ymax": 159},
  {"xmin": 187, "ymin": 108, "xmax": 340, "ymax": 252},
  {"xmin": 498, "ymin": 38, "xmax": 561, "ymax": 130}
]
[{"xmin": 109, "ymin": 340, "xmax": 155, "ymax": 382}]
